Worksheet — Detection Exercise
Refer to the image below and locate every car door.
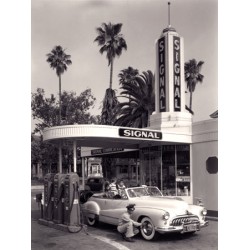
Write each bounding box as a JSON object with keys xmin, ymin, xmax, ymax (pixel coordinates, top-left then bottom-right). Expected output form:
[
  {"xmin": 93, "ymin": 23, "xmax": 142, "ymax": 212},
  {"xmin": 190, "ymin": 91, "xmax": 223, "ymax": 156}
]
[{"xmin": 99, "ymin": 197, "xmax": 129, "ymax": 225}]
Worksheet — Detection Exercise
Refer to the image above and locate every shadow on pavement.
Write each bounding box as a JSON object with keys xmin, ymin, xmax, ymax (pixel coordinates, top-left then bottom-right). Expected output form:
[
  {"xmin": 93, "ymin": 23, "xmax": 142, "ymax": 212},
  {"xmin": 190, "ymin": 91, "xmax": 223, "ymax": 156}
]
[{"xmin": 31, "ymin": 210, "xmax": 41, "ymax": 221}]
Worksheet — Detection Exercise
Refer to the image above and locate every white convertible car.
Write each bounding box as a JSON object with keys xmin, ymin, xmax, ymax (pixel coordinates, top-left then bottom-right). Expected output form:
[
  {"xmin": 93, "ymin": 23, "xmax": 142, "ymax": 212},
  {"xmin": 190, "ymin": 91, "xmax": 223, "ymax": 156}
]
[{"xmin": 82, "ymin": 186, "xmax": 209, "ymax": 240}]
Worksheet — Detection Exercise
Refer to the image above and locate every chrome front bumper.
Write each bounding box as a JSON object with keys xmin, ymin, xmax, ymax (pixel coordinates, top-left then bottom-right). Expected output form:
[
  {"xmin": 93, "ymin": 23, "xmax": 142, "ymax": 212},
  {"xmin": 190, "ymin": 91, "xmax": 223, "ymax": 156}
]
[{"xmin": 155, "ymin": 220, "xmax": 209, "ymax": 234}]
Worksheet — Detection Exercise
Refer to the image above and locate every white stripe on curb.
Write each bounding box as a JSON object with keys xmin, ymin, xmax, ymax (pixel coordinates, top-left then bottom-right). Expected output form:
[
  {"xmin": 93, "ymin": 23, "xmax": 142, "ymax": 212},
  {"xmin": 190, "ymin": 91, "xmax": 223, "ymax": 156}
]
[
  {"xmin": 90, "ymin": 234, "xmax": 131, "ymax": 250},
  {"xmin": 31, "ymin": 186, "xmax": 44, "ymax": 190}
]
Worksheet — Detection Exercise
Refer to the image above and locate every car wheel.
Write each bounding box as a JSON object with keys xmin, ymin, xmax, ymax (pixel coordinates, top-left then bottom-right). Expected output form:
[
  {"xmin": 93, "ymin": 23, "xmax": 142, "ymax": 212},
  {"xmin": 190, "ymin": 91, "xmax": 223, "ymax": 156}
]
[
  {"xmin": 140, "ymin": 217, "xmax": 158, "ymax": 241},
  {"xmin": 86, "ymin": 216, "xmax": 98, "ymax": 226}
]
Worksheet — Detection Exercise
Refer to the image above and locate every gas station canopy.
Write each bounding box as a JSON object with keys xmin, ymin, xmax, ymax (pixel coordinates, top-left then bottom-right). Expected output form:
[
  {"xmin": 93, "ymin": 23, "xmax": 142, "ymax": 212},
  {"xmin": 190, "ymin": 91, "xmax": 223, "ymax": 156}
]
[{"xmin": 43, "ymin": 124, "xmax": 192, "ymax": 149}]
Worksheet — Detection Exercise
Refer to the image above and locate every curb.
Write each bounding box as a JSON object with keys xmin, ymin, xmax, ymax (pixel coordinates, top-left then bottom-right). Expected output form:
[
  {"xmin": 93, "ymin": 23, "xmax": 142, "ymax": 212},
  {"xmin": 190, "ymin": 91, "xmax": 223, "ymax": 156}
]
[
  {"xmin": 38, "ymin": 218, "xmax": 70, "ymax": 232},
  {"xmin": 38, "ymin": 218, "xmax": 88, "ymax": 234},
  {"xmin": 206, "ymin": 216, "xmax": 218, "ymax": 221},
  {"xmin": 31, "ymin": 186, "xmax": 44, "ymax": 190}
]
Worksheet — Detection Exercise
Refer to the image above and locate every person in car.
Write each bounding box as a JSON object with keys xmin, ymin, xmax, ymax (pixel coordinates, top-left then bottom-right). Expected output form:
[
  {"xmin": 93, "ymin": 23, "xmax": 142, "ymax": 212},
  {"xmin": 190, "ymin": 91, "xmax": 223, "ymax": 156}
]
[
  {"xmin": 103, "ymin": 179, "xmax": 110, "ymax": 192},
  {"xmin": 117, "ymin": 179, "xmax": 126, "ymax": 192},
  {"xmin": 107, "ymin": 178, "xmax": 118, "ymax": 197},
  {"xmin": 117, "ymin": 204, "xmax": 142, "ymax": 242},
  {"xmin": 116, "ymin": 179, "xmax": 127, "ymax": 198}
]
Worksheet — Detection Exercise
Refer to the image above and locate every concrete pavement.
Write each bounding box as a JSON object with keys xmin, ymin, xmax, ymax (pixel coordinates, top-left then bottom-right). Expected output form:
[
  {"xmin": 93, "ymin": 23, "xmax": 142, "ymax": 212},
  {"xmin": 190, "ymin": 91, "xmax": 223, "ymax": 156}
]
[
  {"xmin": 31, "ymin": 218, "xmax": 125, "ymax": 250},
  {"xmin": 31, "ymin": 190, "xmax": 128, "ymax": 250}
]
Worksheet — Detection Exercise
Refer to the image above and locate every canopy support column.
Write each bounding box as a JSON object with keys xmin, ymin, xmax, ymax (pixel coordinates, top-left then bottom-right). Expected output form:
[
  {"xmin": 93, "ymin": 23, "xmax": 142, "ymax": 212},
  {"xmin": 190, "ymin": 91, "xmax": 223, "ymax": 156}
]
[
  {"xmin": 73, "ymin": 140, "xmax": 77, "ymax": 172},
  {"xmin": 136, "ymin": 158, "xmax": 139, "ymax": 185},
  {"xmin": 58, "ymin": 143, "xmax": 62, "ymax": 173},
  {"xmin": 81, "ymin": 157, "xmax": 85, "ymax": 188}
]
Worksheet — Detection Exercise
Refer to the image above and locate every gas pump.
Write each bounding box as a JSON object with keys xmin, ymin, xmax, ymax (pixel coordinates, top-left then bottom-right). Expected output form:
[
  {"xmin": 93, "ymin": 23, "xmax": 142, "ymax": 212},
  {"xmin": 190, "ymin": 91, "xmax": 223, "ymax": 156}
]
[
  {"xmin": 53, "ymin": 173, "xmax": 66, "ymax": 224},
  {"xmin": 64, "ymin": 173, "xmax": 82, "ymax": 232},
  {"xmin": 44, "ymin": 173, "xmax": 55, "ymax": 221}
]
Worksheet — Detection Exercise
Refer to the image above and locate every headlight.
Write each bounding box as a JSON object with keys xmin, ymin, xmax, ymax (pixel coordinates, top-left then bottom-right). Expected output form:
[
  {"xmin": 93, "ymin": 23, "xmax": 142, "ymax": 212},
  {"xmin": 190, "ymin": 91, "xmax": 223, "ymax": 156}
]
[
  {"xmin": 202, "ymin": 208, "xmax": 207, "ymax": 216},
  {"xmin": 162, "ymin": 211, "xmax": 170, "ymax": 220}
]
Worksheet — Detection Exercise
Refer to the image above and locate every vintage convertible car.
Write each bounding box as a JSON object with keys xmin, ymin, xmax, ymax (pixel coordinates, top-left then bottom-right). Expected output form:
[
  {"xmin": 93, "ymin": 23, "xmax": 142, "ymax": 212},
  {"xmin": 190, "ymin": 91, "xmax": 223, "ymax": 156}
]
[{"xmin": 82, "ymin": 186, "xmax": 208, "ymax": 241}]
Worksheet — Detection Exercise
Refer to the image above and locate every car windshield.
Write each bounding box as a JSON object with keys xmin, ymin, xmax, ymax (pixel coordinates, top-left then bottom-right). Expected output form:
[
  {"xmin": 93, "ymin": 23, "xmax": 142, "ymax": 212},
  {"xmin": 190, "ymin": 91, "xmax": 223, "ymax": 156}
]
[
  {"xmin": 126, "ymin": 186, "xmax": 163, "ymax": 198},
  {"xmin": 146, "ymin": 186, "xmax": 163, "ymax": 196}
]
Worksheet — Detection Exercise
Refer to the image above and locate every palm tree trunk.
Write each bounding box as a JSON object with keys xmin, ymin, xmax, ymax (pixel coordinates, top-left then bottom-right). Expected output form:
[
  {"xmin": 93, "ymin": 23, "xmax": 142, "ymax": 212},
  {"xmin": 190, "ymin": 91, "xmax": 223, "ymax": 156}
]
[
  {"xmin": 59, "ymin": 74, "xmax": 61, "ymax": 125},
  {"xmin": 189, "ymin": 90, "xmax": 193, "ymax": 111},
  {"xmin": 109, "ymin": 58, "xmax": 113, "ymax": 89}
]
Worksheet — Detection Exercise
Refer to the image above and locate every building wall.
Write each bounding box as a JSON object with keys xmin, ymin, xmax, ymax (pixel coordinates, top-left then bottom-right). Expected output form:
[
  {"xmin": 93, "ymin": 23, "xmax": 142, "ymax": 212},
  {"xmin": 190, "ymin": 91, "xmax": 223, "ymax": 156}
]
[{"xmin": 192, "ymin": 119, "xmax": 218, "ymax": 215}]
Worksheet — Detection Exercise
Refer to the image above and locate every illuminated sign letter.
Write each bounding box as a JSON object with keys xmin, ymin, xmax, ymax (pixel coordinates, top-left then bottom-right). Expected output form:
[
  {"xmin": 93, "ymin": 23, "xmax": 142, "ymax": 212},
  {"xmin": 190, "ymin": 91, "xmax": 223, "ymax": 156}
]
[
  {"xmin": 160, "ymin": 88, "xmax": 165, "ymax": 98},
  {"xmin": 160, "ymin": 64, "xmax": 165, "ymax": 75},
  {"xmin": 174, "ymin": 63, "xmax": 180, "ymax": 74},
  {"xmin": 158, "ymin": 37, "xmax": 166, "ymax": 112},
  {"xmin": 173, "ymin": 36, "xmax": 181, "ymax": 111},
  {"xmin": 174, "ymin": 39, "xmax": 180, "ymax": 50},
  {"xmin": 174, "ymin": 75, "xmax": 180, "ymax": 86}
]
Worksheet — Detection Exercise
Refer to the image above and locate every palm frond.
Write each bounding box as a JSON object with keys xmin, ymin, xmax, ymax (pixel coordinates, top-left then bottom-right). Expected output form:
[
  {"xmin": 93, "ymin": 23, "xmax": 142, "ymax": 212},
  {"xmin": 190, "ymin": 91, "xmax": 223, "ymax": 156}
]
[
  {"xmin": 114, "ymin": 70, "xmax": 154, "ymax": 128},
  {"xmin": 113, "ymin": 23, "xmax": 123, "ymax": 35}
]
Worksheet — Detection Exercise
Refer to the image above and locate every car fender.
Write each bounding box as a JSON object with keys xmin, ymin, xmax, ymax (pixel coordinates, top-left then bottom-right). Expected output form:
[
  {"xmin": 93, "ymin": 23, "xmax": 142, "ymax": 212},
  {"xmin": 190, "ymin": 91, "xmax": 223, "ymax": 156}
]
[
  {"xmin": 188, "ymin": 204, "xmax": 204, "ymax": 214},
  {"xmin": 132, "ymin": 207, "xmax": 167, "ymax": 225},
  {"xmin": 82, "ymin": 200, "xmax": 101, "ymax": 216},
  {"xmin": 188, "ymin": 204, "xmax": 207, "ymax": 220}
]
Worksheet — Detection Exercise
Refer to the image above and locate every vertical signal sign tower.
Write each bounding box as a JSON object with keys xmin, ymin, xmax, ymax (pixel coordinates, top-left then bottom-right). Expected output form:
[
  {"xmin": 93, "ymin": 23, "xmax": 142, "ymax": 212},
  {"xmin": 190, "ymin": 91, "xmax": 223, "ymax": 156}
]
[{"xmin": 150, "ymin": 2, "xmax": 192, "ymax": 133}]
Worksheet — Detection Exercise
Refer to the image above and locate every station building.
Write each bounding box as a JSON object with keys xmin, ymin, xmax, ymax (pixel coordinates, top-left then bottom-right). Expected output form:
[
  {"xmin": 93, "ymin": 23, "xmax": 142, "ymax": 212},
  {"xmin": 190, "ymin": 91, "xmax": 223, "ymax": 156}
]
[{"xmin": 43, "ymin": 25, "xmax": 218, "ymax": 218}]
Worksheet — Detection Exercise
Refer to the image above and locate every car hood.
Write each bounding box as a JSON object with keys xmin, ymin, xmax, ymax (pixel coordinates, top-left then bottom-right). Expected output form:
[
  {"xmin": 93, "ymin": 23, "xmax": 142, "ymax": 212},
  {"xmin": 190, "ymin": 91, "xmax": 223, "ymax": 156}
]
[{"xmin": 132, "ymin": 196, "xmax": 189, "ymax": 215}]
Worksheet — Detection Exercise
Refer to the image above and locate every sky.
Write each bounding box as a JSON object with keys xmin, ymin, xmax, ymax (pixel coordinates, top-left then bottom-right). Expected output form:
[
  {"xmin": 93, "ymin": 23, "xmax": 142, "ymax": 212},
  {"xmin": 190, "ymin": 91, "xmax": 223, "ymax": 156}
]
[{"xmin": 31, "ymin": 0, "xmax": 218, "ymax": 129}]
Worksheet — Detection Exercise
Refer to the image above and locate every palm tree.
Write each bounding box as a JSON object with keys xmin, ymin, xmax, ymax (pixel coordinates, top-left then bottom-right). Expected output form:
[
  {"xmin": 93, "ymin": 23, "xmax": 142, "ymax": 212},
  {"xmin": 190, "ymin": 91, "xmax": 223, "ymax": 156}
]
[
  {"xmin": 46, "ymin": 45, "xmax": 72, "ymax": 125},
  {"xmin": 114, "ymin": 70, "xmax": 155, "ymax": 128},
  {"xmin": 94, "ymin": 22, "xmax": 127, "ymax": 125},
  {"xmin": 118, "ymin": 67, "xmax": 139, "ymax": 103},
  {"xmin": 184, "ymin": 59, "xmax": 204, "ymax": 113},
  {"xmin": 94, "ymin": 22, "xmax": 127, "ymax": 89},
  {"xmin": 118, "ymin": 66, "xmax": 139, "ymax": 87}
]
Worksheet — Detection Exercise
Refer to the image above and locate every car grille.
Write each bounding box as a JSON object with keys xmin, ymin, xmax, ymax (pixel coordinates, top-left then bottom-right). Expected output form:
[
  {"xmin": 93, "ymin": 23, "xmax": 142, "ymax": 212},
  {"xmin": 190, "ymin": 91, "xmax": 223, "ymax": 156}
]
[{"xmin": 171, "ymin": 216, "xmax": 199, "ymax": 226}]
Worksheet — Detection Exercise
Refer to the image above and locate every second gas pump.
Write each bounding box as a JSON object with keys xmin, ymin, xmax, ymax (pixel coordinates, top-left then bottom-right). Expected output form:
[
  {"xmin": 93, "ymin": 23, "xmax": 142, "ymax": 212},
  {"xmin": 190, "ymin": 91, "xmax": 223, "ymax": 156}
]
[{"xmin": 53, "ymin": 173, "xmax": 66, "ymax": 224}]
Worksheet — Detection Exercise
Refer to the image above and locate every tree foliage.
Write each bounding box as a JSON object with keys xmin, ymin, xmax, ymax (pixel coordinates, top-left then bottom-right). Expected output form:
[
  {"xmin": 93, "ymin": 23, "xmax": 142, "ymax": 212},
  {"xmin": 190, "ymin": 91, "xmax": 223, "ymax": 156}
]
[
  {"xmin": 118, "ymin": 66, "xmax": 139, "ymax": 102},
  {"xmin": 114, "ymin": 70, "xmax": 155, "ymax": 128},
  {"xmin": 31, "ymin": 133, "xmax": 83, "ymax": 174},
  {"xmin": 118, "ymin": 66, "xmax": 139, "ymax": 87},
  {"xmin": 31, "ymin": 88, "xmax": 99, "ymax": 134},
  {"xmin": 31, "ymin": 134, "xmax": 59, "ymax": 173},
  {"xmin": 31, "ymin": 88, "xmax": 99, "ymax": 173},
  {"xmin": 46, "ymin": 45, "xmax": 72, "ymax": 77}
]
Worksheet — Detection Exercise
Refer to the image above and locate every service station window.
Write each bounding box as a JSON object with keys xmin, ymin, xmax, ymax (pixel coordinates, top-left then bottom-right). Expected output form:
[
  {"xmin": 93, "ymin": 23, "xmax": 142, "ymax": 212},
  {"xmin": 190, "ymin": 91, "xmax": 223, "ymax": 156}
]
[
  {"xmin": 176, "ymin": 145, "xmax": 190, "ymax": 196},
  {"xmin": 162, "ymin": 145, "xmax": 176, "ymax": 196},
  {"xmin": 140, "ymin": 144, "xmax": 191, "ymax": 196}
]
